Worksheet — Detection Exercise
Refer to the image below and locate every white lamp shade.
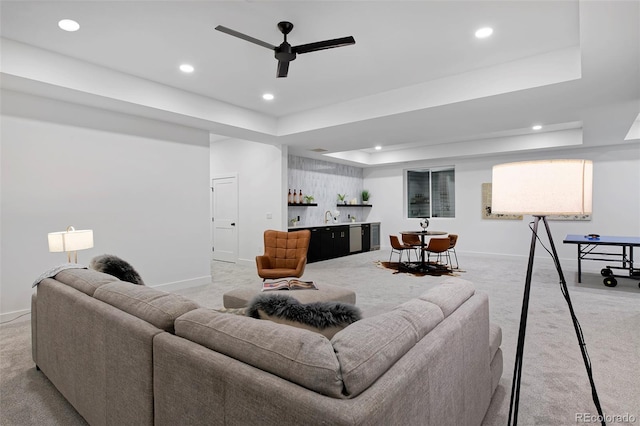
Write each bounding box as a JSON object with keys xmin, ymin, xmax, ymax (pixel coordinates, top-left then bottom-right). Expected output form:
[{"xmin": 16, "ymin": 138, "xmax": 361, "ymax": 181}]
[
  {"xmin": 492, "ymin": 159, "xmax": 593, "ymax": 215},
  {"xmin": 48, "ymin": 228, "xmax": 94, "ymax": 252}
]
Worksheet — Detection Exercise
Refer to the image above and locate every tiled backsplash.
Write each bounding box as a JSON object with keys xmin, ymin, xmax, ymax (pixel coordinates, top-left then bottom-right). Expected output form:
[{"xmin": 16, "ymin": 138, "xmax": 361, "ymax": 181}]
[{"xmin": 288, "ymin": 155, "xmax": 370, "ymax": 226}]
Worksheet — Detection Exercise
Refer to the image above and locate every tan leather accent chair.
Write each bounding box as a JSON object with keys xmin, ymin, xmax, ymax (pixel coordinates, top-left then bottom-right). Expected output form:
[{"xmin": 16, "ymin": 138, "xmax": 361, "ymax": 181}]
[{"xmin": 256, "ymin": 229, "xmax": 311, "ymax": 280}]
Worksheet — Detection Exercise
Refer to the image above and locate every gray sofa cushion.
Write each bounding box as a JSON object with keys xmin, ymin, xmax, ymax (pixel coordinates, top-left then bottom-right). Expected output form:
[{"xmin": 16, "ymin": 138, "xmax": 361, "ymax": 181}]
[
  {"xmin": 54, "ymin": 268, "xmax": 119, "ymax": 296},
  {"xmin": 332, "ymin": 298, "xmax": 444, "ymax": 397},
  {"xmin": 418, "ymin": 278, "xmax": 475, "ymax": 317},
  {"xmin": 174, "ymin": 308, "xmax": 344, "ymax": 398},
  {"xmin": 93, "ymin": 282, "xmax": 200, "ymax": 333}
]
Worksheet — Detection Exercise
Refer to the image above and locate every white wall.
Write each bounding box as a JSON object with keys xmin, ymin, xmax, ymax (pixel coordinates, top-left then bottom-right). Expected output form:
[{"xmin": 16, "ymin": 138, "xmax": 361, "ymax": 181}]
[
  {"xmin": 210, "ymin": 138, "xmax": 286, "ymax": 264},
  {"xmin": 6, "ymin": 89, "xmax": 633, "ymax": 322},
  {"xmin": 1, "ymin": 91, "xmax": 212, "ymax": 321},
  {"xmin": 364, "ymin": 143, "xmax": 640, "ymax": 269}
]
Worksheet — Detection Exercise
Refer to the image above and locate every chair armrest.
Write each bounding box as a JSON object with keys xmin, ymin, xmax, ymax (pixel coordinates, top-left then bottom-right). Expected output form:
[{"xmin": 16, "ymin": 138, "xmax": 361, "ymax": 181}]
[
  {"xmin": 293, "ymin": 256, "xmax": 308, "ymax": 277},
  {"xmin": 256, "ymin": 255, "xmax": 272, "ymax": 270}
]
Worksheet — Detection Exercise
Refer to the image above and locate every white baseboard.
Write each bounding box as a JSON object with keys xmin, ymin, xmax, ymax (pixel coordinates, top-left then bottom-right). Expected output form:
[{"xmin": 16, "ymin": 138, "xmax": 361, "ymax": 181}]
[
  {"xmin": 236, "ymin": 258, "xmax": 255, "ymax": 267},
  {"xmin": 0, "ymin": 309, "xmax": 31, "ymax": 325},
  {"xmin": 151, "ymin": 275, "xmax": 211, "ymax": 292}
]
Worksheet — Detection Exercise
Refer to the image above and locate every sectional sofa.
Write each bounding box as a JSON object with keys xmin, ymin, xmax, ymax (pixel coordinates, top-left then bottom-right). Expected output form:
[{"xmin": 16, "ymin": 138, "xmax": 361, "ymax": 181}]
[{"xmin": 32, "ymin": 268, "xmax": 502, "ymax": 425}]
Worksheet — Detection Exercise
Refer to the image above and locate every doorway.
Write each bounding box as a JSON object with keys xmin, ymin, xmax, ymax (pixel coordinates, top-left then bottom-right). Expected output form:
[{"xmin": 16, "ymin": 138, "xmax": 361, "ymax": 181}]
[{"xmin": 211, "ymin": 174, "xmax": 238, "ymax": 262}]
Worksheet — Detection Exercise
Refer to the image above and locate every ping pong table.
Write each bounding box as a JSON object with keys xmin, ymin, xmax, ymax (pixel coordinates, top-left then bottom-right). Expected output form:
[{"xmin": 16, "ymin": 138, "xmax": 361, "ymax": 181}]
[{"xmin": 563, "ymin": 234, "xmax": 640, "ymax": 288}]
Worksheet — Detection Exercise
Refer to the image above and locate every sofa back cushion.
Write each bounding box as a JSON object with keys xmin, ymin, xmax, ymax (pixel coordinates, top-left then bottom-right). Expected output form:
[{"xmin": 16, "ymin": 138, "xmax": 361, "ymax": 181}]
[
  {"xmin": 332, "ymin": 298, "xmax": 445, "ymax": 397},
  {"xmin": 94, "ymin": 282, "xmax": 200, "ymax": 333},
  {"xmin": 53, "ymin": 268, "xmax": 119, "ymax": 296},
  {"xmin": 174, "ymin": 308, "xmax": 344, "ymax": 398},
  {"xmin": 418, "ymin": 278, "xmax": 475, "ymax": 317}
]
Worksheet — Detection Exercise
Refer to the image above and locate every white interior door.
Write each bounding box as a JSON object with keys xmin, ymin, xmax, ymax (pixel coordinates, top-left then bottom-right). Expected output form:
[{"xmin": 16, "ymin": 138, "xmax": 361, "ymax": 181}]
[{"xmin": 211, "ymin": 175, "xmax": 238, "ymax": 262}]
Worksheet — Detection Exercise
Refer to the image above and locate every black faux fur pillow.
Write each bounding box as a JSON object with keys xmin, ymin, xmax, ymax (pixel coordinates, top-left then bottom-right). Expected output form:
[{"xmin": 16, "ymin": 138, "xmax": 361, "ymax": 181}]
[
  {"xmin": 246, "ymin": 293, "xmax": 361, "ymax": 339},
  {"xmin": 89, "ymin": 254, "xmax": 145, "ymax": 285}
]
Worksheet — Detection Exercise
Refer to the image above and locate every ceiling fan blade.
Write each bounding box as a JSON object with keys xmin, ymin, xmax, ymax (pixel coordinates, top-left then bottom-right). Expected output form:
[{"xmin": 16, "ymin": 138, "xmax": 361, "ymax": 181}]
[
  {"xmin": 276, "ymin": 60, "xmax": 290, "ymax": 78},
  {"xmin": 215, "ymin": 25, "xmax": 276, "ymax": 50},
  {"xmin": 293, "ymin": 36, "xmax": 355, "ymax": 54}
]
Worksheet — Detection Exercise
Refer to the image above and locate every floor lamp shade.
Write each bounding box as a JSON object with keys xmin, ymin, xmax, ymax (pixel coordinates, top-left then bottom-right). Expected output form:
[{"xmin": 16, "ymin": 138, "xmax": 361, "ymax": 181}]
[
  {"xmin": 492, "ymin": 159, "xmax": 593, "ymax": 215},
  {"xmin": 492, "ymin": 160, "xmax": 604, "ymax": 426}
]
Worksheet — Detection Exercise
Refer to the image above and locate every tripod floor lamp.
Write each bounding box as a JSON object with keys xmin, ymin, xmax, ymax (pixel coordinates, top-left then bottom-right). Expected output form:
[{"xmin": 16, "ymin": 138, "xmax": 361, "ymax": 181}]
[{"xmin": 491, "ymin": 159, "xmax": 605, "ymax": 426}]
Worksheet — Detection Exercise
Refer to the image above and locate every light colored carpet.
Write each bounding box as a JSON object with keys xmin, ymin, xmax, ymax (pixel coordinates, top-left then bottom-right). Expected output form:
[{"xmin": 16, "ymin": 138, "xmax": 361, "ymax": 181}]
[{"xmin": 2, "ymin": 250, "xmax": 639, "ymax": 425}]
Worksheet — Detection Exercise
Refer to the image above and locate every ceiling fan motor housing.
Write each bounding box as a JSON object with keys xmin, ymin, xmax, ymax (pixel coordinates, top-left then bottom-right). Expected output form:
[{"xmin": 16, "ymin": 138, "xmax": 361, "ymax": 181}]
[{"xmin": 275, "ymin": 43, "xmax": 296, "ymax": 62}]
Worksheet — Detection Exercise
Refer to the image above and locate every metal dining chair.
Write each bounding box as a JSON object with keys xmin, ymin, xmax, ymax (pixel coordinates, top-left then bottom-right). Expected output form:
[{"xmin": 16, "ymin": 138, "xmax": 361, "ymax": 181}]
[
  {"xmin": 448, "ymin": 234, "xmax": 459, "ymax": 269},
  {"xmin": 401, "ymin": 233, "xmax": 420, "ymax": 260},
  {"xmin": 389, "ymin": 235, "xmax": 415, "ymax": 267},
  {"xmin": 424, "ymin": 237, "xmax": 451, "ymax": 267}
]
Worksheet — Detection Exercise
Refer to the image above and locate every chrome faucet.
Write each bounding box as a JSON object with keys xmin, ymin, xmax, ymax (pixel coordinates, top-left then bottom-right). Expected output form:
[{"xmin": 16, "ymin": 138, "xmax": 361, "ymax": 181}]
[{"xmin": 324, "ymin": 210, "xmax": 333, "ymax": 224}]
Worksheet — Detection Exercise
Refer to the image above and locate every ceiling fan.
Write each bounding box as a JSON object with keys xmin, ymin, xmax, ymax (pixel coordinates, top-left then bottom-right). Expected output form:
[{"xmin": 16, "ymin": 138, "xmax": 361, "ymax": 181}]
[{"xmin": 215, "ymin": 21, "xmax": 356, "ymax": 78}]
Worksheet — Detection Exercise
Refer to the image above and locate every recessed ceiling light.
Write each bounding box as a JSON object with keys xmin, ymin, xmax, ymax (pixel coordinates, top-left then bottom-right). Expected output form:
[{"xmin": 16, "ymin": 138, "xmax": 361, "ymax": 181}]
[
  {"xmin": 179, "ymin": 64, "xmax": 194, "ymax": 73},
  {"xmin": 475, "ymin": 27, "xmax": 493, "ymax": 39},
  {"xmin": 374, "ymin": 146, "xmax": 382, "ymax": 150},
  {"xmin": 262, "ymin": 93, "xmax": 275, "ymax": 101},
  {"xmin": 58, "ymin": 19, "xmax": 80, "ymax": 32},
  {"xmin": 532, "ymin": 125, "xmax": 542, "ymax": 130}
]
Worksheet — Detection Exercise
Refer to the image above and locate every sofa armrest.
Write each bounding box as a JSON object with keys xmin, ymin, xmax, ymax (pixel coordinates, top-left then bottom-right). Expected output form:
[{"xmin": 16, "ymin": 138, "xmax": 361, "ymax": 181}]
[
  {"xmin": 35, "ymin": 279, "xmax": 159, "ymax": 426},
  {"xmin": 489, "ymin": 323, "xmax": 502, "ymax": 362},
  {"xmin": 31, "ymin": 292, "xmax": 37, "ymax": 366}
]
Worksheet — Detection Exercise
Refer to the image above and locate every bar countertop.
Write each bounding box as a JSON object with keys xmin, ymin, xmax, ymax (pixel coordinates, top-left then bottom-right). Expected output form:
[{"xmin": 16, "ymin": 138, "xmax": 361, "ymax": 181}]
[{"xmin": 288, "ymin": 221, "xmax": 380, "ymax": 230}]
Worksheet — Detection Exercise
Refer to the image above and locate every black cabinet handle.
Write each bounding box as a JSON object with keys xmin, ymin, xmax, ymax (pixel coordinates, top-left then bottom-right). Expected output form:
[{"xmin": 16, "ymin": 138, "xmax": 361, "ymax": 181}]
[{"xmin": 231, "ymin": 223, "xmax": 236, "ymax": 226}]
